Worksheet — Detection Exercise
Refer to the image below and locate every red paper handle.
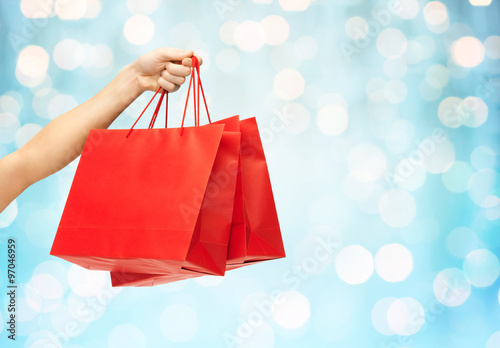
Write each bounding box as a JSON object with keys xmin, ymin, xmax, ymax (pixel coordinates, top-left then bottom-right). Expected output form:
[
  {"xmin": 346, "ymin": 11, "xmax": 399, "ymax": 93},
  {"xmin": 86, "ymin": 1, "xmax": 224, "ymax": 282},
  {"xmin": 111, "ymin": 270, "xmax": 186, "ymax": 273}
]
[{"xmin": 180, "ymin": 55, "xmax": 211, "ymax": 134}]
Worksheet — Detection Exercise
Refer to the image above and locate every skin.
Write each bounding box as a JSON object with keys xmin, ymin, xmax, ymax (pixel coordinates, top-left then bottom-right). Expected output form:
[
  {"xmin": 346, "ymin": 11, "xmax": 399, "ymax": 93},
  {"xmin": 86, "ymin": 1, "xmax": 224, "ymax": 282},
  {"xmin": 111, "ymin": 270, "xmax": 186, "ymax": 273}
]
[{"xmin": 0, "ymin": 47, "xmax": 202, "ymax": 213}]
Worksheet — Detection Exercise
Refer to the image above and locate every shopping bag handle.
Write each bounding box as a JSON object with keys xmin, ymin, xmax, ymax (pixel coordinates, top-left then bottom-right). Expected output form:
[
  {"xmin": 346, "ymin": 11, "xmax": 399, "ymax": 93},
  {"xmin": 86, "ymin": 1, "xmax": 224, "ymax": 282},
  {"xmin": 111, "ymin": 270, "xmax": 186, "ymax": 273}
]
[
  {"xmin": 148, "ymin": 88, "xmax": 168, "ymax": 129},
  {"xmin": 125, "ymin": 86, "xmax": 169, "ymax": 138},
  {"xmin": 126, "ymin": 55, "xmax": 209, "ymax": 138},
  {"xmin": 180, "ymin": 55, "xmax": 211, "ymax": 135}
]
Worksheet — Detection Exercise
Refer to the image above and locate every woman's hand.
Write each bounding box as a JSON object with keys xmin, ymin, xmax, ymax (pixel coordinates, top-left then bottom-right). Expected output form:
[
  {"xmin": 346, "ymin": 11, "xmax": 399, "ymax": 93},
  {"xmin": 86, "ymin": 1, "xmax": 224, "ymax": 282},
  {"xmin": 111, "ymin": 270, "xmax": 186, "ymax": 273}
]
[{"xmin": 131, "ymin": 47, "xmax": 203, "ymax": 94}]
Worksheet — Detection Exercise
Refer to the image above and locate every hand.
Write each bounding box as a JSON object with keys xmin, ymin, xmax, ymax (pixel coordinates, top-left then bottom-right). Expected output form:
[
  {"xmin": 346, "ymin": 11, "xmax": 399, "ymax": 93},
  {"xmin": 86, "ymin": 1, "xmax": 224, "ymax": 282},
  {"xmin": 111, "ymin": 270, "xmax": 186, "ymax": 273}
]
[{"xmin": 131, "ymin": 47, "xmax": 203, "ymax": 94}]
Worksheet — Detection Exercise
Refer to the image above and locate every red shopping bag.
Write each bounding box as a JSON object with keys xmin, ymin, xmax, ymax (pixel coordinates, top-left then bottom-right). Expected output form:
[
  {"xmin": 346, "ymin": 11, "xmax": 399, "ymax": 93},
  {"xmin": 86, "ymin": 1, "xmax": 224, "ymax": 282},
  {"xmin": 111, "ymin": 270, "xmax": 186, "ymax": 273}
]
[
  {"xmin": 51, "ymin": 57, "xmax": 239, "ymax": 276},
  {"xmin": 110, "ymin": 116, "xmax": 287, "ymax": 287},
  {"xmin": 226, "ymin": 116, "xmax": 286, "ymax": 267},
  {"xmin": 110, "ymin": 115, "xmax": 241, "ymax": 287}
]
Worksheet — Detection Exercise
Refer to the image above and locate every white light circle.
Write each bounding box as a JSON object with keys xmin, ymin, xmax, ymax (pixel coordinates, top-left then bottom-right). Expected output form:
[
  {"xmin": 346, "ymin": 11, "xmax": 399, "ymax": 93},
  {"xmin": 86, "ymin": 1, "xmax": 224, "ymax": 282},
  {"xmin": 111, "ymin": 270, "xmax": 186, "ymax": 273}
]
[
  {"xmin": 55, "ymin": 0, "xmax": 86, "ymax": 20},
  {"xmin": 384, "ymin": 79, "xmax": 407, "ymax": 104},
  {"xmin": 273, "ymin": 69, "xmax": 305, "ymax": 100},
  {"xmin": 26, "ymin": 274, "xmax": 63, "ymax": 313},
  {"xmin": 463, "ymin": 249, "xmax": 500, "ymax": 287},
  {"xmin": 348, "ymin": 144, "xmax": 386, "ymax": 182},
  {"xmin": 468, "ymin": 169, "xmax": 500, "ymax": 208},
  {"xmin": 433, "ymin": 268, "xmax": 471, "ymax": 307},
  {"xmin": 234, "ymin": 21, "xmax": 266, "ymax": 52},
  {"xmin": 461, "ymin": 96, "xmax": 488, "ymax": 128},
  {"xmin": 470, "ymin": 0, "xmax": 493, "ymax": 5},
  {"xmin": 123, "ymin": 15, "xmax": 154, "ymax": 45},
  {"xmin": 372, "ymin": 297, "xmax": 397, "ymax": 335},
  {"xmin": 279, "ymin": 0, "xmax": 310, "ymax": 11},
  {"xmin": 421, "ymin": 137, "xmax": 456, "ymax": 174},
  {"xmin": 376, "ymin": 28, "xmax": 408, "ymax": 59},
  {"xmin": 379, "ymin": 190, "xmax": 417, "ymax": 228},
  {"xmin": 108, "ymin": 324, "xmax": 146, "ymax": 348},
  {"xmin": 484, "ymin": 36, "xmax": 500, "ymax": 59},
  {"xmin": 317, "ymin": 104, "xmax": 348, "ymax": 136},
  {"xmin": 387, "ymin": 297, "xmax": 425, "ymax": 336},
  {"xmin": 375, "ymin": 244, "xmax": 414, "ymax": 282},
  {"xmin": 261, "ymin": 15, "xmax": 289, "ymax": 45},
  {"xmin": 272, "ymin": 290, "xmax": 310, "ymax": 329},
  {"xmin": 21, "ymin": 0, "xmax": 53, "ymax": 18},
  {"xmin": 441, "ymin": 161, "xmax": 474, "ymax": 193},
  {"xmin": 345, "ymin": 16, "xmax": 368, "ymax": 40},
  {"xmin": 68, "ymin": 265, "xmax": 107, "ymax": 297},
  {"xmin": 396, "ymin": 0, "xmax": 420, "ymax": 19},
  {"xmin": 17, "ymin": 45, "xmax": 49, "ymax": 78},
  {"xmin": 54, "ymin": 39, "xmax": 85, "ymax": 70},
  {"xmin": 84, "ymin": 0, "xmax": 102, "ymax": 18},
  {"xmin": 451, "ymin": 36, "xmax": 485, "ymax": 68},
  {"xmin": 0, "ymin": 113, "xmax": 20, "ymax": 144},
  {"xmin": 160, "ymin": 304, "xmax": 198, "ymax": 342},
  {"xmin": 16, "ymin": 123, "xmax": 42, "ymax": 148},
  {"xmin": 425, "ymin": 64, "xmax": 449, "ymax": 89},
  {"xmin": 126, "ymin": 0, "xmax": 160, "ymax": 14},
  {"xmin": 0, "ymin": 94, "xmax": 21, "ymax": 115},
  {"xmin": 394, "ymin": 159, "xmax": 427, "ymax": 191},
  {"xmin": 219, "ymin": 21, "xmax": 238, "ymax": 45},
  {"xmin": 438, "ymin": 96, "xmax": 463, "ymax": 128},
  {"xmin": 335, "ymin": 245, "xmax": 374, "ymax": 284},
  {"xmin": 487, "ymin": 332, "xmax": 500, "ymax": 348},
  {"xmin": 423, "ymin": 1, "xmax": 448, "ymax": 25},
  {"xmin": 48, "ymin": 94, "xmax": 78, "ymax": 120}
]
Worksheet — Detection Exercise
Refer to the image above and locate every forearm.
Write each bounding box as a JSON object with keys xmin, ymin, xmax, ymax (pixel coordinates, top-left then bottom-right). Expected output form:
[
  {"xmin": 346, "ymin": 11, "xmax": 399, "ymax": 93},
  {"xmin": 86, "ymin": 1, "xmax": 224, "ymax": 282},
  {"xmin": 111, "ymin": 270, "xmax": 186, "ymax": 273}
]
[{"xmin": 9, "ymin": 64, "xmax": 143, "ymax": 190}]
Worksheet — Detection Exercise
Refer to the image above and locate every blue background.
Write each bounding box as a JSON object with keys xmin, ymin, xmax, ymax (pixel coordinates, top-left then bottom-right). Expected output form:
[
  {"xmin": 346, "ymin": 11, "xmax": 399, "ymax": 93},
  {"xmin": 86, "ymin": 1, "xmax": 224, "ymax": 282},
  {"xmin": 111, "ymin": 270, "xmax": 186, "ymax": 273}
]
[{"xmin": 1, "ymin": 0, "xmax": 500, "ymax": 347}]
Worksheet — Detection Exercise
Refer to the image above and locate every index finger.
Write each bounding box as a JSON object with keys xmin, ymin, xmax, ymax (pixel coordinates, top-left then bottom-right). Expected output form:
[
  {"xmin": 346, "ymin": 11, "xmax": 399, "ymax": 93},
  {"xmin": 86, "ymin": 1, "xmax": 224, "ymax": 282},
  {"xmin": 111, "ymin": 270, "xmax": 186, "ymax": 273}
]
[{"xmin": 181, "ymin": 55, "xmax": 203, "ymax": 67}]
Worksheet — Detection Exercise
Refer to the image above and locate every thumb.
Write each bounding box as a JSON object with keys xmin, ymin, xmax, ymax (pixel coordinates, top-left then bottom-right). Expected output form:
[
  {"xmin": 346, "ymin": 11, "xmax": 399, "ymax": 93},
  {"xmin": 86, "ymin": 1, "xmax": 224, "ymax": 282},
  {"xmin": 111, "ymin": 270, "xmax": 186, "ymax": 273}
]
[{"xmin": 156, "ymin": 47, "xmax": 193, "ymax": 62}]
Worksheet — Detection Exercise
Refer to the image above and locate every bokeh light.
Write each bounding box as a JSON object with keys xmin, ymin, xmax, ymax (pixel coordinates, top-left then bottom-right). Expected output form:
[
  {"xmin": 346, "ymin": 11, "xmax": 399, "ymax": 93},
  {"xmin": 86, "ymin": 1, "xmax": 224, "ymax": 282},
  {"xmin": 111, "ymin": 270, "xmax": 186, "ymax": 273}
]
[
  {"xmin": 335, "ymin": 245, "xmax": 374, "ymax": 285},
  {"xmin": 272, "ymin": 290, "xmax": 310, "ymax": 329},
  {"xmin": 451, "ymin": 36, "xmax": 485, "ymax": 68},
  {"xmin": 273, "ymin": 69, "xmax": 305, "ymax": 100},
  {"xmin": 375, "ymin": 244, "xmax": 414, "ymax": 282},
  {"xmin": 387, "ymin": 297, "xmax": 425, "ymax": 335},
  {"xmin": 123, "ymin": 15, "xmax": 155, "ymax": 45},
  {"xmin": 463, "ymin": 249, "xmax": 500, "ymax": 287},
  {"xmin": 433, "ymin": 268, "xmax": 471, "ymax": 307},
  {"xmin": 378, "ymin": 190, "xmax": 417, "ymax": 228},
  {"xmin": 316, "ymin": 104, "xmax": 348, "ymax": 136},
  {"xmin": 2, "ymin": 1, "xmax": 500, "ymax": 347}
]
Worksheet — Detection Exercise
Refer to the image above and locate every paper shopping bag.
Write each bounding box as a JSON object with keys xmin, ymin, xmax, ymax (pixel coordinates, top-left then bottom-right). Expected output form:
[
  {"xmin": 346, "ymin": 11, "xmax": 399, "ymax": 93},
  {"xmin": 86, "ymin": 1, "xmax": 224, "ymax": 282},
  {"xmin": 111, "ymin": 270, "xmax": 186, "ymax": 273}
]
[
  {"xmin": 50, "ymin": 122, "xmax": 234, "ymax": 275},
  {"xmin": 226, "ymin": 117, "xmax": 285, "ymax": 267},
  {"xmin": 110, "ymin": 115, "xmax": 241, "ymax": 286},
  {"xmin": 110, "ymin": 116, "xmax": 286, "ymax": 287}
]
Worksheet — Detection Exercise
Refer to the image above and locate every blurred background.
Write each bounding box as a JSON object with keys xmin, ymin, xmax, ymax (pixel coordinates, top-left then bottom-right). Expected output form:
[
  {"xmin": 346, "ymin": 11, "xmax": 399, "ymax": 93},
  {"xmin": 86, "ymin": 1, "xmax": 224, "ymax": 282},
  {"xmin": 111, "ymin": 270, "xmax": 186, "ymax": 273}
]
[{"xmin": 1, "ymin": 0, "xmax": 500, "ymax": 347}]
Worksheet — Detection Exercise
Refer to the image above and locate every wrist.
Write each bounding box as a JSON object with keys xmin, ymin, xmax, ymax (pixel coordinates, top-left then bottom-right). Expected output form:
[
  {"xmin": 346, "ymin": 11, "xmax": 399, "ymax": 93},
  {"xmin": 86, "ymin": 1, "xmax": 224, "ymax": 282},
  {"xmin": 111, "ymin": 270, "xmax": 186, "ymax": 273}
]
[{"xmin": 99, "ymin": 63, "xmax": 143, "ymax": 111}]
